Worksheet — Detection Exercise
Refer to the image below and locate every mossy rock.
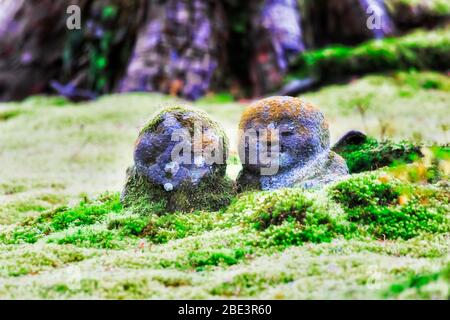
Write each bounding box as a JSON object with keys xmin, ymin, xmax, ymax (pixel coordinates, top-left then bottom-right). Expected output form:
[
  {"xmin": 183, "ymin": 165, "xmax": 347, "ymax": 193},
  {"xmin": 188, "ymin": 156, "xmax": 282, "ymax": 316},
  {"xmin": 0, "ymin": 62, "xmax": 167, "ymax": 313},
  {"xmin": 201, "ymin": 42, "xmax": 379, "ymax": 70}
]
[
  {"xmin": 121, "ymin": 106, "xmax": 235, "ymax": 214},
  {"xmin": 121, "ymin": 165, "xmax": 235, "ymax": 214}
]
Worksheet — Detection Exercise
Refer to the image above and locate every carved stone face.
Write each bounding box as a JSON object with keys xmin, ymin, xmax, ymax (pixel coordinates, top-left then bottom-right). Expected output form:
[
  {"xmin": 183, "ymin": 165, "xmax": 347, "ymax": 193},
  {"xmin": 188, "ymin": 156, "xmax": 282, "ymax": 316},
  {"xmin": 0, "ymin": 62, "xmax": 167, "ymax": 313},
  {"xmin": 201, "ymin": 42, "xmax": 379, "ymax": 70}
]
[
  {"xmin": 134, "ymin": 108, "xmax": 227, "ymax": 191},
  {"xmin": 239, "ymin": 96, "xmax": 330, "ymax": 174}
]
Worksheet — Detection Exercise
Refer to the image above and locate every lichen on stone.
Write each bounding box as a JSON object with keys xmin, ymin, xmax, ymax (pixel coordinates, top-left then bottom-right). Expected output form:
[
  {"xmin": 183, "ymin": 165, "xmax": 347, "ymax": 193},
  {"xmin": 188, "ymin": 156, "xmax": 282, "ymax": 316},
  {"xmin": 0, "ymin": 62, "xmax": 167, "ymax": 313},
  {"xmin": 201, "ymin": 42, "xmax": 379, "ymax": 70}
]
[
  {"xmin": 121, "ymin": 105, "xmax": 235, "ymax": 214},
  {"xmin": 237, "ymin": 96, "xmax": 348, "ymax": 191}
]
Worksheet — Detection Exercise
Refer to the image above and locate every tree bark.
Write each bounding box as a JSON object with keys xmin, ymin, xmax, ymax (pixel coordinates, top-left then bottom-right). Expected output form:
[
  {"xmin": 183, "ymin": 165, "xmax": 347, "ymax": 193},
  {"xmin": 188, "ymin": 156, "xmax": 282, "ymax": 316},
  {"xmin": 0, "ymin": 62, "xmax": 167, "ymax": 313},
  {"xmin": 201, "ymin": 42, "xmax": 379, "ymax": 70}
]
[
  {"xmin": 0, "ymin": 0, "xmax": 74, "ymax": 101},
  {"xmin": 0, "ymin": 0, "xmax": 398, "ymax": 102},
  {"xmin": 119, "ymin": 0, "xmax": 228, "ymax": 101}
]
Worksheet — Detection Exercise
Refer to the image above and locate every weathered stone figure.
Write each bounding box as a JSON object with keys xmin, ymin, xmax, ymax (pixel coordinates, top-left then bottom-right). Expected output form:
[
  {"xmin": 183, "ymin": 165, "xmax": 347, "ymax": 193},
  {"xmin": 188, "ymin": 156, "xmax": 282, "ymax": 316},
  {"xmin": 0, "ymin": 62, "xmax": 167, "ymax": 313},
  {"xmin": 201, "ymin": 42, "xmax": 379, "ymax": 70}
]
[
  {"xmin": 237, "ymin": 96, "xmax": 348, "ymax": 191},
  {"xmin": 121, "ymin": 106, "xmax": 234, "ymax": 213}
]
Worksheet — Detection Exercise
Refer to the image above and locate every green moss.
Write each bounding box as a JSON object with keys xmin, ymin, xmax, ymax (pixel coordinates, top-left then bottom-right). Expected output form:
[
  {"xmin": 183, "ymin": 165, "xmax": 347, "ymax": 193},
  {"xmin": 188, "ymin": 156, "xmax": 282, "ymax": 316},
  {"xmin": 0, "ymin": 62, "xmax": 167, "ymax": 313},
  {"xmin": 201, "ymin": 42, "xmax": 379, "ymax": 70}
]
[
  {"xmin": 197, "ymin": 92, "xmax": 235, "ymax": 105},
  {"xmin": 0, "ymin": 228, "xmax": 41, "ymax": 245},
  {"xmin": 348, "ymin": 203, "xmax": 448, "ymax": 240},
  {"xmin": 211, "ymin": 272, "xmax": 294, "ymax": 297},
  {"xmin": 229, "ymin": 188, "xmax": 350, "ymax": 247},
  {"xmin": 34, "ymin": 192, "xmax": 121, "ymax": 230},
  {"xmin": 331, "ymin": 173, "xmax": 400, "ymax": 208},
  {"xmin": 334, "ymin": 137, "xmax": 422, "ymax": 173},
  {"xmin": 33, "ymin": 193, "xmax": 122, "ymax": 231},
  {"xmin": 153, "ymin": 275, "xmax": 192, "ymax": 287},
  {"xmin": 230, "ymin": 189, "xmax": 314, "ymax": 230},
  {"xmin": 138, "ymin": 210, "xmax": 222, "ymax": 244},
  {"xmin": 292, "ymin": 28, "xmax": 450, "ymax": 82},
  {"xmin": 108, "ymin": 216, "xmax": 149, "ymax": 236},
  {"xmin": 0, "ymin": 193, "xmax": 122, "ymax": 245},
  {"xmin": 50, "ymin": 229, "xmax": 124, "ymax": 249},
  {"xmin": 429, "ymin": 145, "xmax": 450, "ymax": 161},
  {"xmin": 187, "ymin": 248, "xmax": 250, "ymax": 271},
  {"xmin": 0, "ymin": 183, "xmax": 27, "ymax": 195},
  {"xmin": 386, "ymin": 146, "xmax": 449, "ymax": 184},
  {"xmin": 49, "ymin": 195, "xmax": 121, "ymax": 231},
  {"xmin": 2, "ymin": 249, "xmax": 88, "ymax": 277},
  {"xmin": 9, "ymin": 202, "xmax": 48, "ymax": 213},
  {"xmin": 330, "ymin": 173, "xmax": 450, "ymax": 240},
  {"xmin": 0, "ymin": 109, "xmax": 24, "ymax": 122},
  {"xmin": 122, "ymin": 165, "xmax": 236, "ymax": 214},
  {"xmin": 386, "ymin": 0, "xmax": 450, "ymax": 17},
  {"xmin": 22, "ymin": 95, "xmax": 71, "ymax": 107},
  {"xmin": 393, "ymin": 71, "xmax": 450, "ymax": 92},
  {"xmin": 385, "ymin": 262, "xmax": 450, "ymax": 299},
  {"xmin": 104, "ymin": 279, "xmax": 152, "ymax": 300}
]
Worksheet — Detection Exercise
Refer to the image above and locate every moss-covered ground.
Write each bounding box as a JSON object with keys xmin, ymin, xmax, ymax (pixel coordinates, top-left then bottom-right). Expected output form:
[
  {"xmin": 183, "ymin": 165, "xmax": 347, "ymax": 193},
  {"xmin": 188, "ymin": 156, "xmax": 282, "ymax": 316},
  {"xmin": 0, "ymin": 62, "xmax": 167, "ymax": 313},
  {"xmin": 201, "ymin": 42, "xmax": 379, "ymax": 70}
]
[{"xmin": 0, "ymin": 70, "xmax": 448, "ymax": 299}]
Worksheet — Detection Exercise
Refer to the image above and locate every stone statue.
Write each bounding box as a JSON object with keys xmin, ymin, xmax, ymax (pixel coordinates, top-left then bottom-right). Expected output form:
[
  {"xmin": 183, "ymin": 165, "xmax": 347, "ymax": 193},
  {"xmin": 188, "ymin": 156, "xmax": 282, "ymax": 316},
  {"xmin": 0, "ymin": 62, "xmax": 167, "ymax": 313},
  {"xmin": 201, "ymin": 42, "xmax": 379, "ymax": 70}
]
[
  {"xmin": 237, "ymin": 96, "xmax": 348, "ymax": 191},
  {"xmin": 121, "ymin": 106, "xmax": 235, "ymax": 213}
]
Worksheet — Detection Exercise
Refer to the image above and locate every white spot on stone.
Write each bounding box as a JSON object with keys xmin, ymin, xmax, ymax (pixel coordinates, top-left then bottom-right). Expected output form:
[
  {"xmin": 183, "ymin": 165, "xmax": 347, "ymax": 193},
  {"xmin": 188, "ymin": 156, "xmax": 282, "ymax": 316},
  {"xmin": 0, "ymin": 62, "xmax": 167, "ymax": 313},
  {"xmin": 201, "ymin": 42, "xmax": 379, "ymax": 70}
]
[
  {"xmin": 165, "ymin": 161, "xmax": 179, "ymax": 174},
  {"xmin": 194, "ymin": 156, "xmax": 205, "ymax": 167}
]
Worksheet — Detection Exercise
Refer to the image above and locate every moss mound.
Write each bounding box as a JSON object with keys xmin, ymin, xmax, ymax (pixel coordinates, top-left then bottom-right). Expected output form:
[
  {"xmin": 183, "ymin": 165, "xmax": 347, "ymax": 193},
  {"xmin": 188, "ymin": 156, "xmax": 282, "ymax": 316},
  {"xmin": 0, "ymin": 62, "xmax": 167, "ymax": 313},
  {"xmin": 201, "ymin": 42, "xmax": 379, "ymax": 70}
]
[
  {"xmin": 228, "ymin": 188, "xmax": 350, "ymax": 246},
  {"xmin": 0, "ymin": 193, "xmax": 122, "ymax": 245},
  {"xmin": 229, "ymin": 171, "xmax": 449, "ymax": 245},
  {"xmin": 334, "ymin": 136, "xmax": 422, "ymax": 173},
  {"xmin": 385, "ymin": 261, "xmax": 450, "ymax": 299},
  {"xmin": 121, "ymin": 165, "xmax": 235, "ymax": 214},
  {"xmin": 108, "ymin": 207, "xmax": 222, "ymax": 244},
  {"xmin": 291, "ymin": 28, "xmax": 450, "ymax": 82},
  {"xmin": 330, "ymin": 173, "xmax": 450, "ymax": 240}
]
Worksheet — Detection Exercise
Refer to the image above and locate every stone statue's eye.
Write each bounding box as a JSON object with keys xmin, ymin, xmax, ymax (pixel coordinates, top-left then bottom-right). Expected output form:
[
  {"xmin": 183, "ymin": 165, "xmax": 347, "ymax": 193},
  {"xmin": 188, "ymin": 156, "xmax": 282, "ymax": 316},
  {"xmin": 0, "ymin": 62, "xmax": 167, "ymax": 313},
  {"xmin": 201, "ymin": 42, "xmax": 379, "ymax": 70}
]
[{"xmin": 281, "ymin": 131, "xmax": 294, "ymax": 137}]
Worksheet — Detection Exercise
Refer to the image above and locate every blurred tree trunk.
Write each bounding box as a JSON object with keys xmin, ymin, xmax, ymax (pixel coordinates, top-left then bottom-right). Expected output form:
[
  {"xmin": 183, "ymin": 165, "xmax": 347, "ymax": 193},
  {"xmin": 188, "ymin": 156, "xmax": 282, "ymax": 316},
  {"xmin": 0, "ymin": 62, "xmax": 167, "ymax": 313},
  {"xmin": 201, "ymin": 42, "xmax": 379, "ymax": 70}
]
[
  {"xmin": 299, "ymin": 0, "xmax": 395, "ymax": 48},
  {"xmin": 0, "ymin": 0, "xmax": 397, "ymax": 102},
  {"xmin": 119, "ymin": 0, "xmax": 228, "ymax": 101},
  {"xmin": 0, "ymin": 0, "xmax": 143, "ymax": 101},
  {"xmin": 249, "ymin": 0, "xmax": 305, "ymax": 97},
  {"xmin": 59, "ymin": 0, "xmax": 145, "ymax": 99},
  {"xmin": 0, "ymin": 0, "xmax": 75, "ymax": 101}
]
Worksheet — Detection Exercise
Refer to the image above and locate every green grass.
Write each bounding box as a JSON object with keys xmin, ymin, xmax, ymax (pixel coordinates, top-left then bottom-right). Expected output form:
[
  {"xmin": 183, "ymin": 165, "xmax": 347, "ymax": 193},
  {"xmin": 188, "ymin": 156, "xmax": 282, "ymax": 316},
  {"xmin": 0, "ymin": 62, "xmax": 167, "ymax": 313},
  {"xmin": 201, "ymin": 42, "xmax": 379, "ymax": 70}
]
[{"xmin": 0, "ymin": 70, "xmax": 448, "ymax": 299}]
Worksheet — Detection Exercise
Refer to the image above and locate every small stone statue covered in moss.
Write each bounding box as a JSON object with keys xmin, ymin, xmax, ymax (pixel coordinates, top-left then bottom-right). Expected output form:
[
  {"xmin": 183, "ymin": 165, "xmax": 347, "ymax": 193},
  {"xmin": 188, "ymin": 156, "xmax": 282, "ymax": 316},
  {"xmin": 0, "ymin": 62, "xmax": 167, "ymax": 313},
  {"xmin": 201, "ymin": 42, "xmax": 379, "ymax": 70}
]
[
  {"xmin": 121, "ymin": 106, "xmax": 234, "ymax": 214},
  {"xmin": 237, "ymin": 96, "xmax": 348, "ymax": 191}
]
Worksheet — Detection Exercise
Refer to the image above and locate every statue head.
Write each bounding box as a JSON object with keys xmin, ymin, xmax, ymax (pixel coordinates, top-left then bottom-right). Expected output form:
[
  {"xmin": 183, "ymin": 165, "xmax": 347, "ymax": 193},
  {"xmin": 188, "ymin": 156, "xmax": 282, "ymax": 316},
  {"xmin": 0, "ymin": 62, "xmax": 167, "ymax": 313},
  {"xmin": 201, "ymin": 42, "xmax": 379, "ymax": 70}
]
[
  {"xmin": 238, "ymin": 96, "xmax": 330, "ymax": 174},
  {"xmin": 134, "ymin": 106, "xmax": 228, "ymax": 191}
]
